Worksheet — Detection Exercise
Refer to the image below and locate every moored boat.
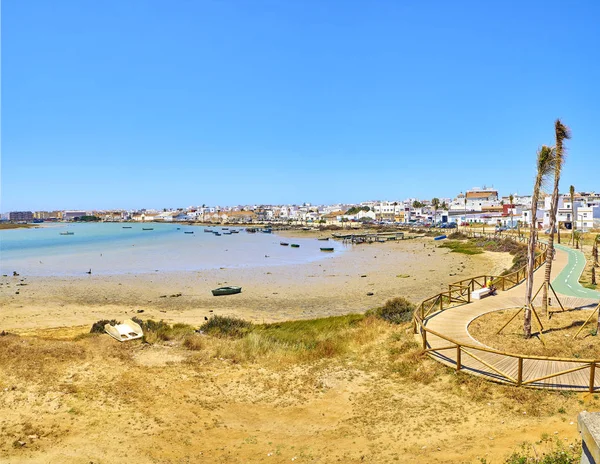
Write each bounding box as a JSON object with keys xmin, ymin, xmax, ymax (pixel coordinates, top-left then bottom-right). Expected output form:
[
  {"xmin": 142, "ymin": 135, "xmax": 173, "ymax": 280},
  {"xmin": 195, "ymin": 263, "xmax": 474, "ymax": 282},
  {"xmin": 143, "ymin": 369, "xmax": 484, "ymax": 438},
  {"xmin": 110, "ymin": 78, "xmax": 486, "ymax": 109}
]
[
  {"xmin": 122, "ymin": 226, "xmax": 132, "ymax": 229},
  {"xmin": 434, "ymin": 235, "xmax": 447, "ymax": 241},
  {"xmin": 184, "ymin": 231, "xmax": 194, "ymax": 234},
  {"xmin": 59, "ymin": 231, "xmax": 74, "ymax": 235},
  {"xmin": 317, "ymin": 237, "xmax": 329, "ymax": 241},
  {"xmin": 211, "ymin": 286, "xmax": 242, "ymax": 296},
  {"xmin": 214, "ymin": 232, "xmax": 221, "ymax": 236},
  {"xmin": 291, "ymin": 244, "xmax": 300, "ymax": 248},
  {"xmin": 280, "ymin": 242, "xmax": 289, "ymax": 246},
  {"xmin": 320, "ymin": 247, "xmax": 334, "ymax": 252},
  {"xmin": 142, "ymin": 228, "xmax": 154, "ymax": 231}
]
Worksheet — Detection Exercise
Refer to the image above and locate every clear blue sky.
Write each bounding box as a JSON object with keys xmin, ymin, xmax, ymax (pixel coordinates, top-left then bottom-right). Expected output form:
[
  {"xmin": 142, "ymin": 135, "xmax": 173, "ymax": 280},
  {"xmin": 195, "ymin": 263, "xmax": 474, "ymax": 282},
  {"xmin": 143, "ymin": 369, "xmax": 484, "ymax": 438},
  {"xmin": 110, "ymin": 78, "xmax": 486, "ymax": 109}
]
[{"xmin": 2, "ymin": 0, "xmax": 599, "ymax": 211}]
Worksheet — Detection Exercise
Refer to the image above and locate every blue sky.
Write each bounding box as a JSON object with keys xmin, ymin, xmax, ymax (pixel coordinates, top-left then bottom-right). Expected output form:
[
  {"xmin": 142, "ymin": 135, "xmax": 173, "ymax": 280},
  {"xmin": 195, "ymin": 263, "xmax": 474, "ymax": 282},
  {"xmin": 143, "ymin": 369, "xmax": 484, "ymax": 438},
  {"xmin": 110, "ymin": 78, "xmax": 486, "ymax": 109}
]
[{"xmin": 2, "ymin": 0, "xmax": 599, "ymax": 211}]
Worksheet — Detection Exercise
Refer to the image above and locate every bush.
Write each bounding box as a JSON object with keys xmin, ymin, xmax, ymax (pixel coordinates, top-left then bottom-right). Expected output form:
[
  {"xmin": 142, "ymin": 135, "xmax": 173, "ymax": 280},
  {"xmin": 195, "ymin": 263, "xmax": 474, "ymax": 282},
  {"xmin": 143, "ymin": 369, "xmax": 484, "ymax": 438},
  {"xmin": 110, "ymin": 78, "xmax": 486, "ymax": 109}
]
[
  {"xmin": 367, "ymin": 297, "xmax": 415, "ymax": 324},
  {"xmin": 132, "ymin": 318, "xmax": 195, "ymax": 343},
  {"xmin": 90, "ymin": 319, "xmax": 119, "ymax": 334},
  {"xmin": 199, "ymin": 315, "xmax": 254, "ymax": 339},
  {"xmin": 183, "ymin": 334, "xmax": 205, "ymax": 351}
]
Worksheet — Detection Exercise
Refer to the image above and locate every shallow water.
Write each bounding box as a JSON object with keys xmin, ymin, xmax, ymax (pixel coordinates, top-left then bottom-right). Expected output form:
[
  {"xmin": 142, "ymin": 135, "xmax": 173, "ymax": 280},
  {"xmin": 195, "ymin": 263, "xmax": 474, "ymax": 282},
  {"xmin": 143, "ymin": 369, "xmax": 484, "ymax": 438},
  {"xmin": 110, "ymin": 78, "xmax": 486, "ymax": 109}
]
[{"xmin": 0, "ymin": 223, "xmax": 346, "ymax": 276}]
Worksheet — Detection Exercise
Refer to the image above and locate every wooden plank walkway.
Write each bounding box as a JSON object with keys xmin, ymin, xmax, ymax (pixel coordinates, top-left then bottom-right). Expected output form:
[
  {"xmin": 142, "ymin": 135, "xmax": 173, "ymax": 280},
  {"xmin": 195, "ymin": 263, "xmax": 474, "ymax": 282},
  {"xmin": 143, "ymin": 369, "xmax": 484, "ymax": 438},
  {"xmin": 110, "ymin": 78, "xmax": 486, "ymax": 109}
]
[{"xmin": 422, "ymin": 248, "xmax": 600, "ymax": 391}]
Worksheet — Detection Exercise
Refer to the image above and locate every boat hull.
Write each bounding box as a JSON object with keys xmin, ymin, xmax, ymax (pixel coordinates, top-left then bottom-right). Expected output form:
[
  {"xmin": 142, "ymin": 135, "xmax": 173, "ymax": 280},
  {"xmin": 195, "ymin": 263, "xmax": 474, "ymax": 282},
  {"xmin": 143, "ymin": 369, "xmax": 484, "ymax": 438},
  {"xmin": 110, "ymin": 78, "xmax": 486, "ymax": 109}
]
[{"xmin": 211, "ymin": 286, "xmax": 242, "ymax": 296}]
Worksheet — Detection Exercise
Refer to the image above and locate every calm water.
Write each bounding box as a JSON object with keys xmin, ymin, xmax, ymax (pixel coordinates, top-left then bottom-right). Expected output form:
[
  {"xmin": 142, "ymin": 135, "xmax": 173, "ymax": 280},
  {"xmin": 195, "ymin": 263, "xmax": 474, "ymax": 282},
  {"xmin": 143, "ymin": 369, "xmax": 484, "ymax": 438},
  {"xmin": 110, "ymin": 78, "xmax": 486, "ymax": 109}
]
[{"xmin": 0, "ymin": 223, "xmax": 346, "ymax": 276}]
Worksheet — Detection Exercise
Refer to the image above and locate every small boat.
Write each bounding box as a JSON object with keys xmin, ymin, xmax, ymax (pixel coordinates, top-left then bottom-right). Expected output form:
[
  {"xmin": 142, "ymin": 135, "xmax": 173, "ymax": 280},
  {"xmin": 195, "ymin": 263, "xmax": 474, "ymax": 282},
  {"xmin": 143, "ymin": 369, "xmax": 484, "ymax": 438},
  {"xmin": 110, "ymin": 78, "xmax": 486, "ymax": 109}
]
[
  {"xmin": 317, "ymin": 237, "xmax": 329, "ymax": 241},
  {"xmin": 204, "ymin": 229, "xmax": 213, "ymax": 233},
  {"xmin": 184, "ymin": 231, "xmax": 194, "ymax": 234},
  {"xmin": 320, "ymin": 247, "xmax": 334, "ymax": 252},
  {"xmin": 263, "ymin": 229, "xmax": 272, "ymax": 234},
  {"xmin": 122, "ymin": 226, "xmax": 132, "ymax": 229},
  {"xmin": 246, "ymin": 228, "xmax": 257, "ymax": 233},
  {"xmin": 214, "ymin": 232, "xmax": 221, "ymax": 236},
  {"xmin": 211, "ymin": 286, "xmax": 242, "ymax": 296},
  {"xmin": 59, "ymin": 231, "xmax": 74, "ymax": 235},
  {"xmin": 142, "ymin": 228, "xmax": 154, "ymax": 231},
  {"xmin": 222, "ymin": 228, "xmax": 229, "ymax": 230},
  {"xmin": 177, "ymin": 227, "xmax": 181, "ymax": 230},
  {"xmin": 434, "ymin": 235, "xmax": 447, "ymax": 241},
  {"xmin": 302, "ymin": 227, "xmax": 311, "ymax": 230},
  {"xmin": 223, "ymin": 231, "xmax": 233, "ymax": 235},
  {"xmin": 231, "ymin": 230, "xmax": 240, "ymax": 234},
  {"xmin": 291, "ymin": 244, "xmax": 300, "ymax": 248},
  {"xmin": 104, "ymin": 319, "xmax": 143, "ymax": 342},
  {"xmin": 280, "ymin": 242, "xmax": 289, "ymax": 246}
]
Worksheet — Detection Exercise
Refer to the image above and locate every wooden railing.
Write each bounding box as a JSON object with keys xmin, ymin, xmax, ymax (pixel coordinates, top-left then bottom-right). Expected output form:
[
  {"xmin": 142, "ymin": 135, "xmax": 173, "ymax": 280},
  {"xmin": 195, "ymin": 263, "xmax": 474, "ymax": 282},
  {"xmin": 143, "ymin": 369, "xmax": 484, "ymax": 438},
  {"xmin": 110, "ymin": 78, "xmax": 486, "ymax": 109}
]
[{"xmin": 412, "ymin": 233, "xmax": 600, "ymax": 391}]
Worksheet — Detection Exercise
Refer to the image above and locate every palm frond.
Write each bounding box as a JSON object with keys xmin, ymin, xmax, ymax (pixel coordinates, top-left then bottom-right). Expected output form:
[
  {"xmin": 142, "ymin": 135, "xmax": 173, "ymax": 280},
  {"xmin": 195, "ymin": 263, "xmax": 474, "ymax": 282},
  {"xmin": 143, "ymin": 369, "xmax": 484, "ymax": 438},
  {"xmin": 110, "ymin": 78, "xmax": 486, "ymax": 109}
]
[{"xmin": 555, "ymin": 119, "xmax": 572, "ymax": 142}]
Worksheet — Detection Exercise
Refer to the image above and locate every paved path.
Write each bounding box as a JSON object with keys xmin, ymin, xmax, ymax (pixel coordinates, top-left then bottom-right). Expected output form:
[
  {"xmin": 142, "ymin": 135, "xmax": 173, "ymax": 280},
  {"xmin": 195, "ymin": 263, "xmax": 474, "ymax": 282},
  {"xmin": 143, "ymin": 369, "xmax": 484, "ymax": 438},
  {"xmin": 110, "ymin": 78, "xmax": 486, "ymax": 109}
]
[
  {"xmin": 423, "ymin": 247, "xmax": 600, "ymax": 391},
  {"xmin": 552, "ymin": 244, "xmax": 600, "ymax": 299}
]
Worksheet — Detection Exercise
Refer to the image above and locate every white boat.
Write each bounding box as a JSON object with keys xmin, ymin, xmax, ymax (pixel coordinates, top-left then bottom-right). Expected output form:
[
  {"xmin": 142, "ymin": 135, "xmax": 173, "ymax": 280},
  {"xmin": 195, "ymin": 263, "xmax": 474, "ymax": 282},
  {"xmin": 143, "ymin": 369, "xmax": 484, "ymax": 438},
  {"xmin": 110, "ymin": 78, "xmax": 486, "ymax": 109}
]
[{"xmin": 105, "ymin": 319, "xmax": 143, "ymax": 342}]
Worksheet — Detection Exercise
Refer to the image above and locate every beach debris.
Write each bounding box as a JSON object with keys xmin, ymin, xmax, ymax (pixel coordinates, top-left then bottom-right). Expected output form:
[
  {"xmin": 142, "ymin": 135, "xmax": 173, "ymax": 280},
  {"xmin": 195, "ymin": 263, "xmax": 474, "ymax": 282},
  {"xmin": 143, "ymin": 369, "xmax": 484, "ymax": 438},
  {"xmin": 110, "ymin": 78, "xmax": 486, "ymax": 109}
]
[
  {"xmin": 396, "ymin": 274, "xmax": 410, "ymax": 278},
  {"xmin": 170, "ymin": 293, "xmax": 182, "ymax": 298},
  {"xmin": 360, "ymin": 275, "xmax": 367, "ymax": 278},
  {"xmin": 137, "ymin": 309, "xmax": 144, "ymax": 313},
  {"xmin": 159, "ymin": 295, "xmax": 167, "ymax": 298},
  {"xmin": 12, "ymin": 271, "xmax": 19, "ymax": 276},
  {"xmin": 367, "ymin": 292, "xmax": 374, "ymax": 296},
  {"xmin": 0, "ymin": 331, "xmax": 9, "ymax": 336}
]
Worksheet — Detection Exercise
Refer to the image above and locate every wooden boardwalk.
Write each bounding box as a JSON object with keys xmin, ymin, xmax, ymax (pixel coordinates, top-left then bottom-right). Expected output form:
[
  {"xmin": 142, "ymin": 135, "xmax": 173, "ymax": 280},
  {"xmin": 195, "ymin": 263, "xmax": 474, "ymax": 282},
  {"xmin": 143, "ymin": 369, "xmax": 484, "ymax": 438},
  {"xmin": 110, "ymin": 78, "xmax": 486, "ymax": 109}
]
[{"xmin": 420, "ymin": 247, "xmax": 600, "ymax": 391}]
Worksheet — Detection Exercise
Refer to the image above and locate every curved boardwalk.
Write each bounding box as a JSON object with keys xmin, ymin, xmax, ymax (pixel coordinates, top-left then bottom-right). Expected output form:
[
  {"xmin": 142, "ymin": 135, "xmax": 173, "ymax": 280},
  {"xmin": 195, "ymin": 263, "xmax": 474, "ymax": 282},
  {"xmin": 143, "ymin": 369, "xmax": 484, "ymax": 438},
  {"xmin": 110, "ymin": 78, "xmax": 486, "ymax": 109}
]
[{"xmin": 422, "ymin": 247, "xmax": 600, "ymax": 391}]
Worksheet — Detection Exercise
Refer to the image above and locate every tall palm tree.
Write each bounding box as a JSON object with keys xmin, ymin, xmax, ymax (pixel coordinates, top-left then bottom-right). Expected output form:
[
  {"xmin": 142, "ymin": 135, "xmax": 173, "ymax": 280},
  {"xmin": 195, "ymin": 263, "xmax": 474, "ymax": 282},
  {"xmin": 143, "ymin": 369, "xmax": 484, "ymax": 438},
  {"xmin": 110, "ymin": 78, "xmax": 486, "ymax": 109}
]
[
  {"xmin": 524, "ymin": 145, "xmax": 555, "ymax": 338},
  {"xmin": 570, "ymin": 185, "xmax": 576, "ymax": 245},
  {"xmin": 431, "ymin": 198, "xmax": 440, "ymax": 226},
  {"xmin": 542, "ymin": 120, "xmax": 571, "ymax": 313}
]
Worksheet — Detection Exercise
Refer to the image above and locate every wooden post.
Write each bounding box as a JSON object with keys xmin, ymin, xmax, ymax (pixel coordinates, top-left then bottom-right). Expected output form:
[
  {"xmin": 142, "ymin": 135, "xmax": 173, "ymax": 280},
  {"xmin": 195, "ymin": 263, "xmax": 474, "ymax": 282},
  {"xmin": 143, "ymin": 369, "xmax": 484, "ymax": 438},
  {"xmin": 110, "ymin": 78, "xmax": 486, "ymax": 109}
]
[
  {"xmin": 501, "ymin": 277, "xmax": 505, "ymax": 291},
  {"xmin": 590, "ymin": 363, "xmax": 596, "ymax": 394},
  {"xmin": 517, "ymin": 358, "xmax": 523, "ymax": 386},
  {"xmin": 421, "ymin": 329, "xmax": 427, "ymax": 350},
  {"xmin": 456, "ymin": 346, "xmax": 461, "ymax": 371}
]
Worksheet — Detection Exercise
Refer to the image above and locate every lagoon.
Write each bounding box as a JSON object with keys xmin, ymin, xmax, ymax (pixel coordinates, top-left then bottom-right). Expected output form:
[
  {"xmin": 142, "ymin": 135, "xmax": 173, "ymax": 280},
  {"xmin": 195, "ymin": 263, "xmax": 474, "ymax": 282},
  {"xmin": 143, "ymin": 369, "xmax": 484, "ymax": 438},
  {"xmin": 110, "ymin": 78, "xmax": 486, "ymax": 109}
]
[{"xmin": 0, "ymin": 223, "xmax": 346, "ymax": 276}]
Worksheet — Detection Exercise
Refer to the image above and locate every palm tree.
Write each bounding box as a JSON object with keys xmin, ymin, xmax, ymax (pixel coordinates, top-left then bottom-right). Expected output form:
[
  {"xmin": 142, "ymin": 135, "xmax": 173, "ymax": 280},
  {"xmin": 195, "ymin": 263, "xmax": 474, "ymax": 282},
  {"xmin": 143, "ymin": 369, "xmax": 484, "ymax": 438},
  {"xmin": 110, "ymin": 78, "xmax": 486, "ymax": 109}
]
[
  {"xmin": 570, "ymin": 185, "xmax": 575, "ymax": 245},
  {"xmin": 542, "ymin": 120, "xmax": 571, "ymax": 314},
  {"xmin": 431, "ymin": 198, "xmax": 440, "ymax": 226},
  {"xmin": 524, "ymin": 145, "xmax": 555, "ymax": 338}
]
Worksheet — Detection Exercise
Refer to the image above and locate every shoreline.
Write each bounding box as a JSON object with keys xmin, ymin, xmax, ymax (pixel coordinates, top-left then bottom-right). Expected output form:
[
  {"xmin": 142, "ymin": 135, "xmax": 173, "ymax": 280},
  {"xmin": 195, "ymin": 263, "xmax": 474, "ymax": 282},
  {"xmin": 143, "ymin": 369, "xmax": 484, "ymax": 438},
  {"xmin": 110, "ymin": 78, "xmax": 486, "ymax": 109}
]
[{"xmin": 0, "ymin": 238, "xmax": 513, "ymax": 332}]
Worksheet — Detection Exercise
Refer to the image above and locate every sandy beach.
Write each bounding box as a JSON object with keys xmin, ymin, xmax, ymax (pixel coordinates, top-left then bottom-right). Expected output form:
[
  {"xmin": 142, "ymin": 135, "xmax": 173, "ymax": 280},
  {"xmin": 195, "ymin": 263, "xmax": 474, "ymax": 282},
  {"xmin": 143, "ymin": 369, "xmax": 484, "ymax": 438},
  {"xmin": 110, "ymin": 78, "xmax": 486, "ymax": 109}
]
[
  {"xmin": 0, "ymin": 235, "xmax": 513, "ymax": 332},
  {"xmin": 1, "ymin": 234, "xmax": 588, "ymax": 463}
]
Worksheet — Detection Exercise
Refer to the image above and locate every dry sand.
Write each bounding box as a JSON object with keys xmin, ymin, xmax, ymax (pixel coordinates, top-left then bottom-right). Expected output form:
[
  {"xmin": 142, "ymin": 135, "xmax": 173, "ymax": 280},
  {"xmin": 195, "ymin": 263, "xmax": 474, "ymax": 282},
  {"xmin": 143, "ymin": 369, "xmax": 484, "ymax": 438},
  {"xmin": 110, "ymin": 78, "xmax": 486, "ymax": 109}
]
[{"xmin": 0, "ymin": 236, "xmax": 513, "ymax": 331}]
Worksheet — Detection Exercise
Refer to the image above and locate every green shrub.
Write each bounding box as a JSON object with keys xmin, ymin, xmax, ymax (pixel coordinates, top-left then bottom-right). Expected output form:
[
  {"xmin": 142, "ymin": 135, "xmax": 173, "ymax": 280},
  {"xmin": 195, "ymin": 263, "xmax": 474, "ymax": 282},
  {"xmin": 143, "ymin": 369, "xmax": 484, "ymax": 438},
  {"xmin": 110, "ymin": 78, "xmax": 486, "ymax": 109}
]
[
  {"xmin": 90, "ymin": 319, "xmax": 119, "ymax": 334},
  {"xmin": 367, "ymin": 297, "xmax": 415, "ymax": 324},
  {"xmin": 132, "ymin": 318, "xmax": 195, "ymax": 343},
  {"xmin": 199, "ymin": 315, "xmax": 254, "ymax": 339}
]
